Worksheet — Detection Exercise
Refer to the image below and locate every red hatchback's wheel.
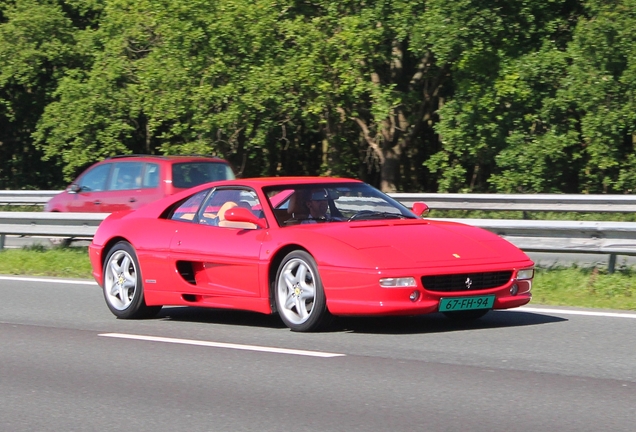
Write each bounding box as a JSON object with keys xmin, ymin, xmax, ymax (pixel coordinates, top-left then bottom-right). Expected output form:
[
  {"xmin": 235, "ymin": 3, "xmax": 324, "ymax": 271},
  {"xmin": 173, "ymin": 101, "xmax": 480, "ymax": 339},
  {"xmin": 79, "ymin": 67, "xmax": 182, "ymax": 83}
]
[
  {"xmin": 103, "ymin": 241, "xmax": 161, "ymax": 319},
  {"xmin": 275, "ymin": 250, "xmax": 329, "ymax": 332}
]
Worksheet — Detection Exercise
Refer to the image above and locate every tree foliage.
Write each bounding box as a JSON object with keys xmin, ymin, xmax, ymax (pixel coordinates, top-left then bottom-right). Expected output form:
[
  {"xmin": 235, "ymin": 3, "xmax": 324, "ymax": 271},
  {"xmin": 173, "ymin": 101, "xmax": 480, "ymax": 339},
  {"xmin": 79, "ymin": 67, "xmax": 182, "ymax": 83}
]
[
  {"xmin": 0, "ymin": 0, "xmax": 94, "ymax": 188},
  {"xmin": 2, "ymin": 0, "xmax": 636, "ymax": 193}
]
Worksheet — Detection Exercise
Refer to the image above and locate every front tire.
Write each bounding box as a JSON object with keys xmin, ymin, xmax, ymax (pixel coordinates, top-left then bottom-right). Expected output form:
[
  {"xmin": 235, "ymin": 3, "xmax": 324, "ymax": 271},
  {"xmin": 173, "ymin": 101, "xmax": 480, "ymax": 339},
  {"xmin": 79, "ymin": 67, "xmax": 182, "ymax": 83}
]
[
  {"xmin": 103, "ymin": 241, "xmax": 161, "ymax": 319},
  {"xmin": 275, "ymin": 250, "xmax": 329, "ymax": 332}
]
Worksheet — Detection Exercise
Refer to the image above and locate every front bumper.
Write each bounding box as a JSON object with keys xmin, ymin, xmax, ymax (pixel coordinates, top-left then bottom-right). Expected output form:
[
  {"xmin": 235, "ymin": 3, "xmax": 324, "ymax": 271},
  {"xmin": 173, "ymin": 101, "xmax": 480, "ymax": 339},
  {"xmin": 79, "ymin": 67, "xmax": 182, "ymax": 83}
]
[{"xmin": 320, "ymin": 266, "xmax": 533, "ymax": 316}]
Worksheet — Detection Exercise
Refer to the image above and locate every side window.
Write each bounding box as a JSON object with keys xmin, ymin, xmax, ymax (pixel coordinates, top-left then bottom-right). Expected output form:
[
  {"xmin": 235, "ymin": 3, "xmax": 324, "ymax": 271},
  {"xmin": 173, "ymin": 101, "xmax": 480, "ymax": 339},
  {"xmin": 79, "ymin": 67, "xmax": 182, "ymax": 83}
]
[
  {"xmin": 109, "ymin": 162, "xmax": 144, "ymax": 191},
  {"xmin": 199, "ymin": 188, "xmax": 262, "ymax": 228},
  {"xmin": 142, "ymin": 163, "xmax": 160, "ymax": 188},
  {"xmin": 78, "ymin": 164, "xmax": 111, "ymax": 192},
  {"xmin": 169, "ymin": 190, "xmax": 209, "ymax": 222}
]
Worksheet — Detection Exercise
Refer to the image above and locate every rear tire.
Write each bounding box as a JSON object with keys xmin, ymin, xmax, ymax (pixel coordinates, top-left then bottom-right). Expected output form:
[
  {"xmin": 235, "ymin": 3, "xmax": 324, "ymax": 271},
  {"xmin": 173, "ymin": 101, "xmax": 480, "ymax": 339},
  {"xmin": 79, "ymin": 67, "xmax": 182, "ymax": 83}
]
[{"xmin": 103, "ymin": 241, "xmax": 161, "ymax": 319}]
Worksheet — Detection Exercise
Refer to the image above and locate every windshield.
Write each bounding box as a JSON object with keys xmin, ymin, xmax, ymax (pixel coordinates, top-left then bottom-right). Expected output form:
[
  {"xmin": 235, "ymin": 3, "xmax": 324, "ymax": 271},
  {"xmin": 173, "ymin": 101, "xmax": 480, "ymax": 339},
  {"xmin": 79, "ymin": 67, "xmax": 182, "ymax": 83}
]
[{"xmin": 264, "ymin": 182, "xmax": 417, "ymax": 226}]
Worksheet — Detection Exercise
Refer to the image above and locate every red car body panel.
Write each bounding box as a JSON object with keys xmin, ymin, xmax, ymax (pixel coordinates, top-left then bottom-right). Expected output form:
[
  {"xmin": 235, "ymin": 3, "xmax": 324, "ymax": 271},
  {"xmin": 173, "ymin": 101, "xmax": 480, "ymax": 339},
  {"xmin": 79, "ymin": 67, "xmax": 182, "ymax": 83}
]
[
  {"xmin": 89, "ymin": 177, "xmax": 534, "ymax": 317},
  {"xmin": 46, "ymin": 155, "xmax": 234, "ymax": 213}
]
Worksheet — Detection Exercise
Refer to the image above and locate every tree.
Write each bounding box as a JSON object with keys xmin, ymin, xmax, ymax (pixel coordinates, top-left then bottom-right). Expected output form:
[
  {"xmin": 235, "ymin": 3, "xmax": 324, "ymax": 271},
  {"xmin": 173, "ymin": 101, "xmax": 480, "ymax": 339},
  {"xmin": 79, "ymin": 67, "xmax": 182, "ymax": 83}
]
[
  {"xmin": 0, "ymin": 0, "xmax": 101, "ymax": 188},
  {"xmin": 36, "ymin": 0, "xmax": 309, "ymax": 179},
  {"xmin": 555, "ymin": 0, "xmax": 636, "ymax": 193},
  {"xmin": 26, "ymin": 0, "xmax": 636, "ymax": 196},
  {"xmin": 33, "ymin": 0, "xmax": 456, "ymax": 190},
  {"xmin": 488, "ymin": 0, "xmax": 636, "ymax": 194},
  {"xmin": 424, "ymin": 0, "xmax": 586, "ymax": 193}
]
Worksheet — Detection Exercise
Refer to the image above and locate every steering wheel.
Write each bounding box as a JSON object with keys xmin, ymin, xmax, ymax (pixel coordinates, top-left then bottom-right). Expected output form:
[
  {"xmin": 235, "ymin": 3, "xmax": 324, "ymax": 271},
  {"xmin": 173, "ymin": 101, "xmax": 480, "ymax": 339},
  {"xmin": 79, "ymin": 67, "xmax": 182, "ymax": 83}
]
[{"xmin": 347, "ymin": 210, "xmax": 376, "ymax": 221}]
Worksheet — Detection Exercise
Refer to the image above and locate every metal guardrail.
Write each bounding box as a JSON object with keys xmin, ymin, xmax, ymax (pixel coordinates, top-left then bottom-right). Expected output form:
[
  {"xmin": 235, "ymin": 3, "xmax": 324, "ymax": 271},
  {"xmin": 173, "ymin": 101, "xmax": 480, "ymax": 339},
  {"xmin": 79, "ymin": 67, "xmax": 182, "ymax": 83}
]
[
  {"xmin": 5, "ymin": 190, "xmax": 636, "ymax": 212},
  {"xmin": 0, "ymin": 191, "xmax": 60, "ymax": 206},
  {"xmin": 391, "ymin": 193, "xmax": 636, "ymax": 212},
  {"xmin": 436, "ymin": 218, "xmax": 636, "ymax": 272},
  {"xmin": 3, "ymin": 190, "xmax": 636, "ymax": 271},
  {"xmin": 0, "ymin": 212, "xmax": 107, "ymax": 249},
  {"xmin": 1, "ymin": 211, "xmax": 636, "ymax": 272}
]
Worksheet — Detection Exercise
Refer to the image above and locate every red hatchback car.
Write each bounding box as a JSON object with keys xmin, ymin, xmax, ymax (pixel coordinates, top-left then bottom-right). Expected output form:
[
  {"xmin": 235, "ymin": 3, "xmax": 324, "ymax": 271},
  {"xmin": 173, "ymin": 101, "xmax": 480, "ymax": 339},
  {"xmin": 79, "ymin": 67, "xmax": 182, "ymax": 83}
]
[
  {"xmin": 89, "ymin": 176, "xmax": 535, "ymax": 332},
  {"xmin": 45, "ymin": 155, "xmax": 235, "ymax": 213}
]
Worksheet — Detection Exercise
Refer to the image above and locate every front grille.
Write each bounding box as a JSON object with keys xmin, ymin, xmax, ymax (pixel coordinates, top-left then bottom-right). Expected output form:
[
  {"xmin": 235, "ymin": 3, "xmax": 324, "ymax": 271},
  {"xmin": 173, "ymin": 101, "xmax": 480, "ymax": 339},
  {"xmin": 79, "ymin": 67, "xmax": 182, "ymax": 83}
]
[{"xmin": 421, "ymin": 271, "xmax": 513, "ymax": 292}]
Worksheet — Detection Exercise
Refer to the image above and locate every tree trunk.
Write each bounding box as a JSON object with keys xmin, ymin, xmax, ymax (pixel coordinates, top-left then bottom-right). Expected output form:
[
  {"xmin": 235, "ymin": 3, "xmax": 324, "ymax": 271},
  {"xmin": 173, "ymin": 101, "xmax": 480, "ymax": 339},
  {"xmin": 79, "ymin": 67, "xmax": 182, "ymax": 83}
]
[{"xmin": 380, "ymin": 146, "xmax": 401, "ymax": 192}]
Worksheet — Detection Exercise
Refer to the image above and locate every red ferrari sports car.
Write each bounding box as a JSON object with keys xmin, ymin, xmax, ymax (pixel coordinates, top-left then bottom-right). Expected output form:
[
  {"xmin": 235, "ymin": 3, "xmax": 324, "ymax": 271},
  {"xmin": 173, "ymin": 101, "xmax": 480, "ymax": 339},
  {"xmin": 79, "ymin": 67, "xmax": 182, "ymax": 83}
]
[{"xmin": 89, "ymin": 177, "xmax": 534, "ymax": 331}]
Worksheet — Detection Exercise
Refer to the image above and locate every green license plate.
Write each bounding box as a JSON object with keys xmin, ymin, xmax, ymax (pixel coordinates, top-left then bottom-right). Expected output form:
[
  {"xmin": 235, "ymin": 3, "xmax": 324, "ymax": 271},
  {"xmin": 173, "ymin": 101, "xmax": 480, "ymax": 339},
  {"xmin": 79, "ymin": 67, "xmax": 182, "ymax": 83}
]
[{"xmin": 439, "ymin": 295, "xmax": 495, "ymax": 312}]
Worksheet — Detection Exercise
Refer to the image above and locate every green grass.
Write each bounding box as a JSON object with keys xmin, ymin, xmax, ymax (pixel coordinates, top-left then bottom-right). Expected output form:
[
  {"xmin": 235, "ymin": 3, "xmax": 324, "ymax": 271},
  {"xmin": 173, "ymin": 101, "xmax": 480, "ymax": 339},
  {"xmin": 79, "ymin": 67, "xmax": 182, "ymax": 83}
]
[
  {"xmin": 0, "ymin": 245, "xmax": 93, "ymax": 279},
  {"xmin": 1, "ymin": 245, "xmax": 636, "ymax": 311},
  {"xmin": 0, "ymin": 205, "xmax": 44, "ymax": 212},
  {"xmin": 533, "ymin": 266, "xmax": 636, "ymax": 310}
]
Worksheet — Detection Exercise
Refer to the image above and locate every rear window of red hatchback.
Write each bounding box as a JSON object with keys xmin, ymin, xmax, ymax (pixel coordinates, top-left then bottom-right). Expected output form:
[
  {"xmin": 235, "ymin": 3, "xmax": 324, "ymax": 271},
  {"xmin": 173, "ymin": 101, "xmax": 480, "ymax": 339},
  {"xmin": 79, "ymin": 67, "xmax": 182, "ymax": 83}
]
[
  {"xmin": 171, "ymin": 160, "xmax": 235, "ymax": 189},
  {"xmin": 45, "ymin": 155, "xmax": 235, "ymax": 213}
]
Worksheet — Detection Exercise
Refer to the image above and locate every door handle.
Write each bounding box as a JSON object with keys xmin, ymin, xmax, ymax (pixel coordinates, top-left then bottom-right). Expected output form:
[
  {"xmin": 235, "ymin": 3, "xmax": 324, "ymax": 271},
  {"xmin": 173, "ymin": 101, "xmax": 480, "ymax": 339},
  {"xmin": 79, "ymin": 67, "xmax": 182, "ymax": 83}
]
[
  {"xmin": 129, "ymin": 197, "xmax": 137, "ymax": 203},
  {"xmin": 93, "ymin": 200, "xmax": 101, "ymax": 205}
]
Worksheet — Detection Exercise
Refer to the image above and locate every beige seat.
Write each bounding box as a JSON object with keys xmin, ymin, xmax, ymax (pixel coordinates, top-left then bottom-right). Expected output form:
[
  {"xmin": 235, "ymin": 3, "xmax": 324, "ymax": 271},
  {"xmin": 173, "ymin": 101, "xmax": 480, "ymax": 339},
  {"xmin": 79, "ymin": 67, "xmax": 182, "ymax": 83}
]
[
  {"xmin": 217, "ymin": 201, "xmax": 257, "ymax": 229},
  {"xmin": 286, "ymin": 190, "xmax": 309, "ymax": 223}
]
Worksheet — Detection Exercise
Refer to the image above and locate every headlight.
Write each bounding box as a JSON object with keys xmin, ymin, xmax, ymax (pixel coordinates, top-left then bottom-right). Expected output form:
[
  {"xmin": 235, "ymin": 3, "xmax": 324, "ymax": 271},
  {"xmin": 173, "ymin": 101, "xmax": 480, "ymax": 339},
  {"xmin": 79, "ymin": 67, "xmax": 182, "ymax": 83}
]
[
  {"xmin": 516, "ymin": 268, "xmax": 534, "ymax": 280},
  {"xmin": 379, "ymin": 277, "xmax": 417, "ymax": 287}
]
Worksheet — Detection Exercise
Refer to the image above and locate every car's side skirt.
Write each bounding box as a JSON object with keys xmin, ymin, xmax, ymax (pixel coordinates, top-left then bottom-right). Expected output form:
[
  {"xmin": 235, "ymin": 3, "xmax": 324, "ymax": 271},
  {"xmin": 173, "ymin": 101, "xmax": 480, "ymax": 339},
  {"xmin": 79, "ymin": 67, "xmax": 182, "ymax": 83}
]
[{"xmin": 144, "ymin": 290, "xmax": 273, "ymax": 315}]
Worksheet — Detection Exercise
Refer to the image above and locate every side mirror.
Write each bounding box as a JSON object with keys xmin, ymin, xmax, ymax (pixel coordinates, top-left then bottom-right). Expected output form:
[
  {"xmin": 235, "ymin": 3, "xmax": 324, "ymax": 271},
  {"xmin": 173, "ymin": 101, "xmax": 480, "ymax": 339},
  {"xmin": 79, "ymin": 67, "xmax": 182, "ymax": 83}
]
[
  {"xmin": 69, "ymin": 184, "xmax": 82, "ymax": 193},
  {"xmin": 411, "ymin": 202, "xmax": 429, "ymax": 217},
  {"xmin": 224, "ymin": 207, "xmax": 268, "ymax": 229}
]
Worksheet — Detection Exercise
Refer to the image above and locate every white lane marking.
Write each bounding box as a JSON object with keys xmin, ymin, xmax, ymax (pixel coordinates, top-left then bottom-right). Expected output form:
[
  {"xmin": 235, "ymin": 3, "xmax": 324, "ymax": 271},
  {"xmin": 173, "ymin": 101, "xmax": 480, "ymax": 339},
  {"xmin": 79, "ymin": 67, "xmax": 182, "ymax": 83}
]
[
  {"xmin": 99, "ymin": 333, "xmax": 346, "ymax": 358},
  {"xmin": 516, "ymin": 306, "xmax": 636, "ymax": 319},
  {"xmin": 0, "ymin": 275, "xmax": 96, "ymax": 285}
]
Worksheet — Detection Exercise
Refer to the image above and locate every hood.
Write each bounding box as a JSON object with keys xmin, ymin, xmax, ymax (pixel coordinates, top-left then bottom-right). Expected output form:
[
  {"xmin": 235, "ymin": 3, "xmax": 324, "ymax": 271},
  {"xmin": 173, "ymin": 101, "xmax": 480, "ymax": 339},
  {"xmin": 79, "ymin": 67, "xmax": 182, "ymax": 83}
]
[{"xmin": 313, "ymin": 220, "xmax": 530, "ymax": 268}]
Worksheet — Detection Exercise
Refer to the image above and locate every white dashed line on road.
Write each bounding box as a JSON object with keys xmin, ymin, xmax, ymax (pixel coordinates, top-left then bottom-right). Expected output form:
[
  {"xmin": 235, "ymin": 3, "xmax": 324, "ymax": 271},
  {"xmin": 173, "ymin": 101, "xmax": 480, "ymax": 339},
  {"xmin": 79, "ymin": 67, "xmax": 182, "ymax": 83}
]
[
  {"xmin": 99, "ymin": 333, "xmax": 346, "ymax": 358},
  {"xmin": 516, "ymin": 306, "xmax": 636, "ymax": 319},
  {"xmin": 0, "ymin": 275, "xmax": 97, "ymax": 285}
]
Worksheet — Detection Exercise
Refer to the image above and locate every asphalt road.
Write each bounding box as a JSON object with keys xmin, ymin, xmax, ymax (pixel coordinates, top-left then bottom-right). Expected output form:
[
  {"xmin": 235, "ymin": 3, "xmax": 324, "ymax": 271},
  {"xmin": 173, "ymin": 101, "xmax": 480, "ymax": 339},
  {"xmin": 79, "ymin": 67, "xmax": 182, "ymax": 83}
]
[{"xmin": 1, "ymin": 276, "xmax": 635, "ymax": 431}]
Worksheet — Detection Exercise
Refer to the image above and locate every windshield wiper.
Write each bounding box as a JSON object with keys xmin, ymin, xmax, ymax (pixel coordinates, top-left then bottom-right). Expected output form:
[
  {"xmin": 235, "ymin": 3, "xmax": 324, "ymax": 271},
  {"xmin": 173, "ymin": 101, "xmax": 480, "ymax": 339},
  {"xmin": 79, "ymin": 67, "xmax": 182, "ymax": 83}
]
[{"xmin": 348, "ymin": 211, "xmax": 410, "ymax": 221}]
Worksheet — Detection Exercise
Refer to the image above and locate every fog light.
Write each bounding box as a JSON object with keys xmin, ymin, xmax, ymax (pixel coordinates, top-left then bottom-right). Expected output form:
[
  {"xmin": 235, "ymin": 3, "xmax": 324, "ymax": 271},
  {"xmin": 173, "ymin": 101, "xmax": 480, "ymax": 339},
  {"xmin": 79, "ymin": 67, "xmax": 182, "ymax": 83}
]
[
  {"xmin": 409, "ymin": 291, "xmax": 420, "ymax": 302},
  {"xmin": 510, "ymin": 284, "xmax": 518, "ymax": 296}
]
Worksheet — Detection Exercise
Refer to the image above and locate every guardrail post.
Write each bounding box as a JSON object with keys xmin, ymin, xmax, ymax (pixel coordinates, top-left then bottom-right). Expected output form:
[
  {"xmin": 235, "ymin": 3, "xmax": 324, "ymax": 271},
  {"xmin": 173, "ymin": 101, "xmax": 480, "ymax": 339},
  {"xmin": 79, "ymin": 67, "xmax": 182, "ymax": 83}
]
[
  {"xmin": 608, "ymin": 254, "xmax": 617, "ymax": 274},
  {"xmin": 0, "ymin": 234, "xmax": 5, "ymax": 250}
]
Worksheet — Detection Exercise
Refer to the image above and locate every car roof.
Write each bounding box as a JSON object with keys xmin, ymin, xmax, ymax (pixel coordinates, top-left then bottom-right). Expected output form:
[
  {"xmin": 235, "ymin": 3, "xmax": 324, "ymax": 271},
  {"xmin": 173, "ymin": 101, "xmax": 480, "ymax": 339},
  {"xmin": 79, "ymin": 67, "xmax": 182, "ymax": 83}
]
[
  {"xmin": 206, "ymin": 177, "xmax": 364, "ymax": 188},
  {"xmin": 104, "ymin": 154, "xmax": 229, "ymax": 164}
]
